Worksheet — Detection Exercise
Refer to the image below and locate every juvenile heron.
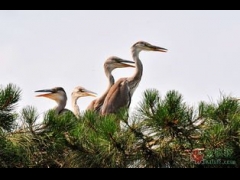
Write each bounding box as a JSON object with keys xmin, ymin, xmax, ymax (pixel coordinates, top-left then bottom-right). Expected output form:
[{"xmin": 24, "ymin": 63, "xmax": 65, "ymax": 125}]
[
  {"xmin": 35, "ymin": 86, "xmax": 97, "ymax": 116},
  {"xmin": 86, "ymin": 56, "xmax": 135, "ymax": 113},
  {"xmin": 101, "ymin": 41, "xmax": 167, "ymax": 115},
  {"xmin": 71, "ymin": 86, "xmax": 97, "ymax": 117}
]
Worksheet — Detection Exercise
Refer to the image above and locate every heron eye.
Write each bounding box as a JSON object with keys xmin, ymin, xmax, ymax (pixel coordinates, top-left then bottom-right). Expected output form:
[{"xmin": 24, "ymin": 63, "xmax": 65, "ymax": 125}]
[{"xmin": 79, "ymin": 89, "xmax": 84, "ymax": 92}]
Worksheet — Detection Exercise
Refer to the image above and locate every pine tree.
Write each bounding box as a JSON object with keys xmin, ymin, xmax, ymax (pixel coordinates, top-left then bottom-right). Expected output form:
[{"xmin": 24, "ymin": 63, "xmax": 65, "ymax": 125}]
[
  {"xmin": 0, "ymin": 83, "xmax": 239, "ymax": 168},
  {"xmin": 0, "ymin": 83, "xmax": 27, "ymax": 167}
]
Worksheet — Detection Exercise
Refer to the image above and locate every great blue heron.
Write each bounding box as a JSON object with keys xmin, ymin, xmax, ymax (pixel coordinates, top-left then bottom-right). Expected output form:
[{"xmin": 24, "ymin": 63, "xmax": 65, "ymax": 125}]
[
  {"xmin": 35, "ymin": 86, "xmax": 97, "ymax": 116},
  {"xmin": 101, "ymin": 41, "xmax": 167, "ymax": 115},
  {"xmin": 86, "ymin": 56, "xmax": 135, "ymax": 113}
]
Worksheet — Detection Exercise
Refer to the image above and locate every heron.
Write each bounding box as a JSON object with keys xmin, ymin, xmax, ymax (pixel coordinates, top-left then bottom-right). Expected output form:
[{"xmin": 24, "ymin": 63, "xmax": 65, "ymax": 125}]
[
  {"xmin": 35, "ymin": 86, "xmax": 97, "ymax": 116},
  {"xmin": 101, "ymin": 41, "xmax": 167, "ymax": 115},
  {"xmin": 71, "ymin": 86, "xmax": 97, "ymax": 117},
  {"xmin": 86, "ymin": 56, "xmax": 135, "ymax": 113}
]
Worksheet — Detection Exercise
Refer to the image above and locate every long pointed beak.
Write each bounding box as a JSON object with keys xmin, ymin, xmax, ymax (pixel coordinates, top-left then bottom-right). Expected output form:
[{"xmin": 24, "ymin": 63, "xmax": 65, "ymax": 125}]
[
  {"xmin": 35, "ymin": 89, "xmax": 54, "ymax": 97},
  {"xmin": 146, "ymin": 44, "xmax": 168, "ymax": 52},
  {"xmin": 149, "ymin": 45, "xmax": 168, "ymax": 52},
  {"xmin": 118, "ymin": 60, "xmax": 135, "ymax": 68},
  {"xmin": 84, "ymin": 89, "xmax": 98, "ymax": 97}
]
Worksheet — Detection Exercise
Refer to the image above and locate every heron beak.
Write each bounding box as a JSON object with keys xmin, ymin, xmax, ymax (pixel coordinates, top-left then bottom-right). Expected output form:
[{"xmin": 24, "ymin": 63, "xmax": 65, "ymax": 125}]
[
  {"xmin": 35, "ymin": 89, "xmax": 55, "ymax": 98},
  {"xmin": 83, "ymin": 89, "xmax": 98, "ymax": 97},
  {"xmin": 156, "ymin": 47, "xmax": 168, "ymax": 52},
  {"xmin": 118, "ymin": 60, "xmax": 135, "ymax": 68},
  {"xmin": 149, "ymin": 44, "xmax": 168, "ymax": 52}
]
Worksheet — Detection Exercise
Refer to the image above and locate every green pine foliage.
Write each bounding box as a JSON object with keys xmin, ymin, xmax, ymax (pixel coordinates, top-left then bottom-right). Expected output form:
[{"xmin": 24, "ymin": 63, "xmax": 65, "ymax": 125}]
[
  {"xmin": 0, "ymin": 83, "xmax": 21, "ymax": 131},
  {"xmin": 0, "ymin": 83, "xmax": 239, "ymax": 168}
]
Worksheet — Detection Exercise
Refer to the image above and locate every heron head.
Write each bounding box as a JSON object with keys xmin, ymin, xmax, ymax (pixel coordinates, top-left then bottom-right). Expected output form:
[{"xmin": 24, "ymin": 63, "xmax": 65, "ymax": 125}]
[
  {"xmin": 105, "ymin": 56, "xmax": 135, "ymax": 72},
  {"xmin": 71, "ymin": 86, "xmax": 97, "ymax": 99},
  {"xmin": 131, "ymin": 41, "xmax": 167, "ymax": 53},
  {"xmin": 35, "ymin": 87, "xmax": 67, "ymax": 103}
]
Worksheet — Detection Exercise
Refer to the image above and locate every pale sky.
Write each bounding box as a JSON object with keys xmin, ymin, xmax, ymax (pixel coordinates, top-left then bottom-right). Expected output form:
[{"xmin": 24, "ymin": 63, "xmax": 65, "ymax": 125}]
[{"xmin": 1, "ymin": 10, "xmax": 240, "ymax": 117}]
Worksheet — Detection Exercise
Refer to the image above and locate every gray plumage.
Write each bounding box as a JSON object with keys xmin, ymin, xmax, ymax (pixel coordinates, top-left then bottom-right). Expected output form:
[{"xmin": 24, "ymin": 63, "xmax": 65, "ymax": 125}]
[
  {"xmin": 101, "ymin": 41, "xmax": 167, "ymax": 115},
  {"xmin": 86, "ymin": 56, "xmax": 135, "ymax": 113}
]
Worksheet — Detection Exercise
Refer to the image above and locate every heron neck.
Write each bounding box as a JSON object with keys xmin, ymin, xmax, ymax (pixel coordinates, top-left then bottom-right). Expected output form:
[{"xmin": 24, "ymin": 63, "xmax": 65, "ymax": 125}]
[
  {"xmin": 71, "ymin": 96, "xmax": 80, "ymax": 117},
  {"xmin": 128, "ymin": 49, "xmax": 143, "ymax": 93},
  {"xmin": 98, "ymin": 70, "xmax": 114, "ymax": 102},
  {"xmin": 55, "ymin": 100, "xmax": 67, "ymax": 115},
  {"xmin": 106, "ymin": 71, "xmax": 115, "ymax": 92},
  {"xmin": 87, "ymin": 70, "xmax": 114, "ymax": 112}
]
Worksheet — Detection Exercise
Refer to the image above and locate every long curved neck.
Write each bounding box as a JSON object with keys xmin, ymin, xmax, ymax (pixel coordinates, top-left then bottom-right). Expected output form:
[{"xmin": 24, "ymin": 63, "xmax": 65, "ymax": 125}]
[
  {"xmin": 86, "ymin": 69, "xmax": 114, "ymax": 112},
  {"xmin": 128, "ymin": 48, "xmax": 143, "ymax": 95},
  {"xmin": 104, "ymin": 69, "xmax": 115, "ymax": 97},
  {"xmin": 71, "ymin": 96, "xmax": 80, "ymax": 117},
  {"xmin": 97, "ymin": 68, "xmax": 115, "ymax": 104},
  {"xmin": 55, "ymin": 100, "xmax": 67, "ymax": 115}
]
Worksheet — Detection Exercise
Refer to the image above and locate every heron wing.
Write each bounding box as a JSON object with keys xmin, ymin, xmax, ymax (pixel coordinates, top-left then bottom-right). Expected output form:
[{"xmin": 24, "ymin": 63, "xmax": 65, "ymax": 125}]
[{"xmin": 101, "ymin": 78, "xmax": 131, "ymax": 115}]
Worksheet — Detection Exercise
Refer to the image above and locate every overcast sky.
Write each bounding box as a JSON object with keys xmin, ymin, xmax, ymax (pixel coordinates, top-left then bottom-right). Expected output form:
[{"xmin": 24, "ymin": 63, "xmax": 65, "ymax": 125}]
[{"xmin": 1, "ymin": 10, "xmax": 240, "ymax": 117}]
